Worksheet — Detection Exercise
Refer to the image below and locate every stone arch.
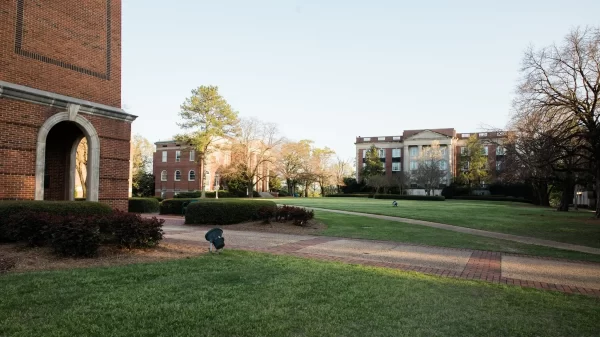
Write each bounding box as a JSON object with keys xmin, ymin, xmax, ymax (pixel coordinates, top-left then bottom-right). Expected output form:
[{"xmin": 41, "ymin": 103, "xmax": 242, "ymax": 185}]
[{"xmin": 35, "ymin": 104, "xmax": 100, "ymax": 201}]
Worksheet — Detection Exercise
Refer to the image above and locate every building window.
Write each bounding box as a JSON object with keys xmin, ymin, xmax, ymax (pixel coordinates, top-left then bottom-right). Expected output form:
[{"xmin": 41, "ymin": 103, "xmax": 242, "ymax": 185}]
[
  {"xmin": 190, "ymin": 150, "xmax": 195, "ymax": 161},
  {"xmin": 479, "ymin": 132, "xmax": 488, "ymax": 137},
  {"xmin": 161, "ymin": 170, "xmax": 167, "ymax": 181},
  {"xmin": 175, "ymin": 150, "xmax": 181, "ymax": 162},
  {"xmin": 461, "ymin": 133, "xmax": 470, "ymax": 138},
  {"xmin": 362, "ymin": 150, "xmax": 366, "ymax": 158},
  {"xmin": 440, "ymin": 146, "xmax": 447, "ymax": 156},
  {"xmin": 392, "ymin": 148, "xmax": 401, "ymax": 158},
  {"xmin": 393, "ymin": 136, "xmax": 401, "ymax": 140},
  {"xmin": 378, "ymin": 149, "xmax": 385, "ymax": 158},
  {"xmin": 392, "ymin": 162, "xmax": 401, "ymax": 171},
  {"xmin": 462, "ymin": 162, "xmax": 469, "ymax": 171},
  {"xmin": 461, "ymin": 147, "xmax": 468, "ymax": 155},
  {"xmin": 496, "ymin": 146, "xmax": 505, "ymax": 155},
  {"xmin": 162, "ymin": 151, "xmax": 167, "ymax": 162},
  {"xmin": 378, "ymin": 137, "xmax": 385, "ymax": 141},
  {"xmin": 410, "ymin": 147, "xmax": 418, "ymax": 157},
  {"xmin": 481, "ymin": 146, "xmax": 488, "ymax": 155},
  {"xmin": 174, "ymin": 170, "xmax": 181, "ymax": 181},
  {"xmin": 496, "ymin": 161, "xmax": 503, "ymax": 171},
  {"xmin": 409, "ymin": 161, "xmax": 418, "ymax": 170},
  {"xmin": 439, "ymin": 160, "xmax": 448, "ymax": 170},
  {"xmin": 363, "ymin": 137, "xmax": 371, "ymax": 141},
  {"xmin": 189, "ymin": 170, "xmax": 196, "ymax": 181}
]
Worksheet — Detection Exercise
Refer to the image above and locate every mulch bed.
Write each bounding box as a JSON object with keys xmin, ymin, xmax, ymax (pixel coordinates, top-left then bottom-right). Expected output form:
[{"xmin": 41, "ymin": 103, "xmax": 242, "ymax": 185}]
[{"xmin": 0, "ymin": 242, "xmax": 208, "ymax": 274}]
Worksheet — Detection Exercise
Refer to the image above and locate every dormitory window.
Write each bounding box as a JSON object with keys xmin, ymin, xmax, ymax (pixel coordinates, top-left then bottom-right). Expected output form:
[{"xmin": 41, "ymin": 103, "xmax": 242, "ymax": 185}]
[
  {"xmin": 481, "ymin": 146, "xmax": 488, "ymax": 155},
  {"xmin": 392, "ymin": 162, "xmax": 400, "ymax": 171},
  {"xmin": 175, "ymin": 151, "xmax": 181, "ymax": 162},
  {"xmin": 440, "ymin": 146, "xmax": 447, "ymax": 156},
  {"xmin": 410, "ymin": 161, "xmax": 418, "ymax": 170},
  {"xmin": 162, "ymin": 151, "xmax": 167, "ymax": 162},
  {"xmin": 392, "ymin": 149, "xmax": 401, "ymax": 157},
  {"xmin": 439, "ymin": 160, "xmax": 448, "ymax": 170},
  {"xmin": 161, "ymin": 170, "xmax": 167, "ymax": 181},
  {"xmin": 189, "ymin": 170, "xmax": 196, "ymax": 181},
  {"xmin": 496, "ymin": 147, "xmax": 505, "ymax": 155},
  {"xmin": 410, "ymin": 147, "xmax": 418, "ymax": 157},
  {"xmin": 363, "ymin": 137, "xmax": 371, "ymax": 141},
  {"xmin": 461, "ymin": 147, "xmax": 468, "ymax": 155},
  {"xmin": 174, "ymin": 170, "xmax": 181, "ymax": 181},
  {"xmin": 378, "ymin": 149, "xmax": 385, "ymax": 158},
  {"xmin": 190, "ymin": 150, "xmax": 195, "ymax": 161}
]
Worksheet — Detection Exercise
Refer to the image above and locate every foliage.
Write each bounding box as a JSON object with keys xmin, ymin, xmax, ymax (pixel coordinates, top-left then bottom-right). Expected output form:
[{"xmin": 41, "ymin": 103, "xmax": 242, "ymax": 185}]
[
  {"xmin": 257, "ymin": 206, "xmax": 276, "ymax": 223},
  {"xmin": 274, "ymin": 205, "xmax": 315, "ymax": 226},
  {"xmin": 131, "ymin": 134, "xmax": 155, "ymax": 176},
  {"xmin": 184, "ymin": 200, "xmax": 277, "ymax": 225},
  {"xmin": 362, "ymin": 145, "xmax": 384, "ymax": 179},
  {"xmin": 269, "ymin": 175, "xmax": 282, "ymax": 191},
  {"xmin": 176, "ymin": 85, "xmax": 240, "ymax": 197},
  {"xmin": 159, "ymin": 198, "xmax": 197, "ymax": 215},
  {"xmin": 365, "ymin": 175, "xmax": 389, "ymax": 194},
  {"xmin": 459, "ymin": 135, "xmax": 489, "ymax": 188},
  {"xmin": 132, "ymin": 172, "xmax": 155, "ymax": 197},
  {"xmin": 452, "ymin": 196, "xmax": 532, "ymax": 203},
  {"xmin": 326, "ymin": 193, "xmax": 371, "ymax": 198},
  {"xmin": 2, "ymin": 211, "xmax": 59, "ymax": 245},
  {"xmin": 97, "ymin": 211, "xmax": 164, "ymax": 248},
  {"xmin": 372, "ymin": 194, "xmax": 445, "ymax": 201},
  {"xmin": 0, "ymin": 201, "xmax": 112, "ymax": 241},
  {"xmin": 415, "ymin": 141, "xmax": 447, "ymax": 195},
  {"xmin": 128, "ymin": 198, "xmax": 160, "ymax": 213},
  {"xmin": 341, "ymin": 177, "xmax": 366, "ymax": 194},
  {"xmin": 50, "ymin": 216, "xmax": 101, "ymax": 258},
  {"xmin": 277, "ymin": 189, "xmax": 289, "ymax": 197},
  {"xmin": 441, "ymin": 185, "xmax": 470, "ymax": 199}
]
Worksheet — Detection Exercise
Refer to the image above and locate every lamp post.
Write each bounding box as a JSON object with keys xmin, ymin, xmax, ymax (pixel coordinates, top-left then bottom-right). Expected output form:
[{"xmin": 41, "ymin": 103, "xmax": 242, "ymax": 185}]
[{"xmin": 215, "ymin": 173, "xmax": 220, "ymax": 199}]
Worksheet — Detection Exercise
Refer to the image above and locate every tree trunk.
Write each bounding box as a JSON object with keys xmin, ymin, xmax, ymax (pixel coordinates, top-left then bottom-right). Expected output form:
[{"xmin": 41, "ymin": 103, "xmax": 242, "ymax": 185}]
[
  {"xmin": 287, "ymin": 179, "xmax": 292, "ymax": 195},
  {"xmin": 557, "ymin": 175, "xmax": 573, "ymax": 212},
  {"xmin": 320, "ymin": 182, "xmax": 326, "ymax": 197},
  {"xmin": 595, "ymin": 165, "xmax": 600, "ymax": 218},
  {"xmin": 247, "ymin": 181, "xmax": 254, "ymax": 198},
  {"xmin": 199, "ymin": 156, "xmax": 206, "ymax": 199}
]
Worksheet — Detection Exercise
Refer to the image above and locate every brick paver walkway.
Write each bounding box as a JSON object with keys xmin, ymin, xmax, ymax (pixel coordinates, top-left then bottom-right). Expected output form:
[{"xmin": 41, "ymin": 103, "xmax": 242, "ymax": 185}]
[{"xmin": 154, "ymin": 215, "xmax": 600, "ymax": 297}]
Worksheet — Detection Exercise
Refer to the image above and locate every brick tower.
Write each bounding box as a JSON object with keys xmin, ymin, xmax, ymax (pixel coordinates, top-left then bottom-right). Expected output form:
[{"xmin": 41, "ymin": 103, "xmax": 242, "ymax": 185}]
[{"xmin": 0, "ymin": 0, "xmax": 136, "ymax": 210}]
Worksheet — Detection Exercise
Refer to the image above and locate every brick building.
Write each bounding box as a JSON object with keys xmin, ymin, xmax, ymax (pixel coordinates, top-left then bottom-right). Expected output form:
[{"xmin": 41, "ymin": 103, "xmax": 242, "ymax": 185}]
[
  {"xmin": 153, "ymin": 139, "xmax": 270, "ymax": 198},
  {"xmin": 0, "ymin": 0, "xmax": 136, "ymax": 209},
  {"xmin": 355, "ymin": 129, "xmax": 507, "ymax": 190}
]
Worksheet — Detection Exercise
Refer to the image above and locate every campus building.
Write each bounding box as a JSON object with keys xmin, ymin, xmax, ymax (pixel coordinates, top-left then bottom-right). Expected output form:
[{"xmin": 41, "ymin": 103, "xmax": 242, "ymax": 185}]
[
  {"xmin": 0, "ymin": 0, "xmax": 136, "ymax": 210},
  {"xmin": 355, "ymin": 129, "xmax": 507, "ymax": 189},
  {"xmin": 153, "ymin": 139, "xmax": 270, "ymax": 198}
]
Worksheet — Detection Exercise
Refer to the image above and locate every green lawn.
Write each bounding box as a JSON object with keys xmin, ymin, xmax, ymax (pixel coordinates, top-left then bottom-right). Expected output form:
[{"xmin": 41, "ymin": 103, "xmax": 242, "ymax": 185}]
[
  {"xmin": 279, "ymin": 198, "xmax": 600, "ymax": 248},
  {"xmin": 314, "ymin": 211, "xmax": 600, "ymax": 262},
  {"xmin": 1, "ymin": 251, "xmax": 599, "ymax": 337}
]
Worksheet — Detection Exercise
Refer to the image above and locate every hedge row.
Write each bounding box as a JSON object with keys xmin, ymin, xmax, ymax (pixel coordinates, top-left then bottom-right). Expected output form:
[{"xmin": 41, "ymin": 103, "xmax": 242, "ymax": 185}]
[
  {"xmin": 174, "ymin": 191, "xmax": 261, "ymax": 198},
  {"xmin": 373, "ymin": 194, "xmax": 445, "ymax": 201},
  {"xmin": 0, "ymin": 202, "xmax": 164, "ymax": 257},
  {"xmin": 160, "ymin": 198, "xmax": 196, "ymax": 215},
  {"xmin": 128, "ymin": 198, "xmax": 160, "ymax": 213},
  {"xmin": 326, "ymin": 194, "xmax": 372, "ymax": 198},
  {"xmin": 453, "ymin": 196, "xmax": 532, "ymax": 203},
  {"xmin": 185, "ymin": 200, "xmax": 277, "ymax": 225}
]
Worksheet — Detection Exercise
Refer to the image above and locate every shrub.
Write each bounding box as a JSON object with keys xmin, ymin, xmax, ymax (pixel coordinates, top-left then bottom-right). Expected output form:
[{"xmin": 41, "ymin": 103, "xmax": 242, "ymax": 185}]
[
  {"xmin": 275, "ymin": 205, "xmax": 314, "ymax": 226},
  {"xmin": 174, "ymin": 191, "xmax": 237, "ymax": 199},
  {"xmin": 185, "ymin": 200, "xmax": 277, "ymax": 225},
  {"xmin": 453, "ymin": 196, "xmax": 533, "ymax": 203},
  {"xmin": 159, "ymin": 198, "xmax": 197, "ymax": 215},
  {"xmin": 97, "ymin": 211, "xmax": 164, "ymax": 248},
  {"xmin": 128, "ymin": 198, "xmax": 160, "ymax": 213},
  {"xmin": 326, "ymin": 194, "xmax": 371, "ymax": 198},
  {"xmin": 441, "ymin": 185, "xmax": 470, "ymax": 199},
  {"xmin": 50, "ymin": 216, "xmax": 100, "ymax": 258},
  {"xmin": 0, "ymin": 201, "xmax": 112, "ymax": 242},
  {"xmin": 257, "ymin": 206, "xmax": 276, "ymax": 223},
  {"xmin": 3, "ymin": 211, "xmax": 59, "ymax": 246},
  {"xmin": 373, "ymin": 194, "xmax": 445, "ymax": 201},
  {"xmin": 277, "ymin": 190, "xmax": 289, "ymax": 197},
  {"xmin": 153, "ymin": 196, "xmax": 164, "ymax": 202}
]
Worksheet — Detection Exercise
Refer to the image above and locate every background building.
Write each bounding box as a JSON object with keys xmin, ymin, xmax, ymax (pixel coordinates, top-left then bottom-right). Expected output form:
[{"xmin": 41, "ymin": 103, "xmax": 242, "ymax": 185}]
[
  {"xmin": 355, "ymin": 129, "xmax": 506, "ymax": 192},
  {"xmin": 0, "ymin": 0, "xmax": 135, "ymax": 209},
  {"xmin": 153, "ymin": 139, "xmax": 270, "ymax": 198}
]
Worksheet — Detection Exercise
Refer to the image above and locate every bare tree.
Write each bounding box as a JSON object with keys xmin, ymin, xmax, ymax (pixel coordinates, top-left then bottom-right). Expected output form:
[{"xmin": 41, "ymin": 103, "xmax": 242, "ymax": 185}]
[
  {"xmin": 274, "ymin": 140, "xmax": 311, "ymax": 195},
  {"xmin": 415, "ymin": 141, "xmax": 446, "ymax": 196},
  {"xmin": 311, "ymin": 147, "xmax": 336, "ymax": 197},
  {"xmin": 332, "ymin": 156, "xmax": 353, "ymax": 193},
  {"xmin": 516, "ymin": 27, "xmax": 600, "ymax": 215},
  {"xmin": 365, "ymin": 175, "xmax": 389, "ymax": 195},
  {"xmin": 390, "ymin": 172, "xmax": 409, "ymax": 195},
  {"xmin": 228, "ymin": 117, "xmax": 283, "ymax": 198}
]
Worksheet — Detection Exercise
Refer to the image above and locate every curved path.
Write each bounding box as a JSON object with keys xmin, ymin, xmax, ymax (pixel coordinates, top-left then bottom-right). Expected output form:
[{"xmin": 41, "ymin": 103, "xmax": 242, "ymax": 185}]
[{"xmin": 303, "ymin": 207, "xmax": 600, "ymax": 255}]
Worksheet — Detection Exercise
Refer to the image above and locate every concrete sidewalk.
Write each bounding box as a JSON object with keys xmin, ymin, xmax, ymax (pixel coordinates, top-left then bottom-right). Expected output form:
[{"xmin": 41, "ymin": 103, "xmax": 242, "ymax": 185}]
[{"xmin": 160, "ymin": 218, "xmax": 600, "ymax": 297}]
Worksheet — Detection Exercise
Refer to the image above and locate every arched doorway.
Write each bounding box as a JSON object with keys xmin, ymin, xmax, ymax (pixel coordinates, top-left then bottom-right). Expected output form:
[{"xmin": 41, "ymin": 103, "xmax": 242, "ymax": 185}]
[{"xmin": 35, "ymin": 106, "xmax": 100, "ymax": 201}]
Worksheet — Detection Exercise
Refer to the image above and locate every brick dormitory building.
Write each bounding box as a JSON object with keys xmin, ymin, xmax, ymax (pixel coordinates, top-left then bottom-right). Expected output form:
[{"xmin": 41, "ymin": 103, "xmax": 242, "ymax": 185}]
[
  {"xmin": 153, "ymin": 139, "xmax": 270, "ymax": 198},
  {"xmin": 355, "ymin": 128, "xmax": 507, "ymax": 191},
  {"xmin": 0, "ymin": 0, "xmax": 136, "ymax": 210}
]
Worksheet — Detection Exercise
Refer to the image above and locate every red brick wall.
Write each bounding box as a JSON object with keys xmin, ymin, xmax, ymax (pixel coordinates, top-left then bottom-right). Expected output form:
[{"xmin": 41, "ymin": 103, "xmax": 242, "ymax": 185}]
[
  {"xmin": 0, "ymin": 0, "xmax": 121, "ymax": 108},
  {"xmin": 153, "ymin": 147, "xmax": 201, "ymax": 198}
]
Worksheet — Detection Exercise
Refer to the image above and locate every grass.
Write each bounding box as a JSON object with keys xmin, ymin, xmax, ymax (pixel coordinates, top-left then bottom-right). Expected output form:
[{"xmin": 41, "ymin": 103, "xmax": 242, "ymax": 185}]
[
  {"xmin": 314, "ymin": 211, "xmax": 600, "ymax": 262},
  {"xmin": 1, "ymin": 251, "xmax": 599, "ymax": 337},
  {"xmin": 278, "ymin": 198, "xmax": 600, "ymax": 248}
]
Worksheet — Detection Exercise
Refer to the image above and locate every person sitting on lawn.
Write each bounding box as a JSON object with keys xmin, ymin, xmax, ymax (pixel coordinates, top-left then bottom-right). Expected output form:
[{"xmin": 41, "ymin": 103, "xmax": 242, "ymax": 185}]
[{"xmin": 392, "ymin": 201, "xmax": 398, "ymax": 207}]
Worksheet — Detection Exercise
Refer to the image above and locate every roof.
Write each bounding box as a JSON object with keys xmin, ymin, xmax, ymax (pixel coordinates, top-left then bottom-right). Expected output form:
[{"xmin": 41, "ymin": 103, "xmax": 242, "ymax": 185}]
[{"xmin": 403, "ymin": 128, "xmax": 456, "ymax": 138}]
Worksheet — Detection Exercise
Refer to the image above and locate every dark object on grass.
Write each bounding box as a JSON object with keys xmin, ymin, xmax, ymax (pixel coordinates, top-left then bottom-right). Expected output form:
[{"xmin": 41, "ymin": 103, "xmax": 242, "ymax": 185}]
[
  {"xmin": 392, "ymin": 201, "xmax": 398, "ymax": 207},
  {"xmin": 205, "ymin": 228, "xmax": 225, "ymax": 252}
]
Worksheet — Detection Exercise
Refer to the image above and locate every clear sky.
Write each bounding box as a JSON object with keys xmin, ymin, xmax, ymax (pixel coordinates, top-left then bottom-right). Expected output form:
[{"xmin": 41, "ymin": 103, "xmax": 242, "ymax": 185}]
[{"xmin": 122, "ymin": 0, "xmax": 599, "ymax": 160}]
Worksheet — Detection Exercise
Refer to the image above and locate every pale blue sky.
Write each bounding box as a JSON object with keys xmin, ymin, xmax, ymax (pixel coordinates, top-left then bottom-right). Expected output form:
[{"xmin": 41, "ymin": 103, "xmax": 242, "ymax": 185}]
[{"xmin": 122, "ymin": 0, "xmax": 598, "ymax": 160}]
